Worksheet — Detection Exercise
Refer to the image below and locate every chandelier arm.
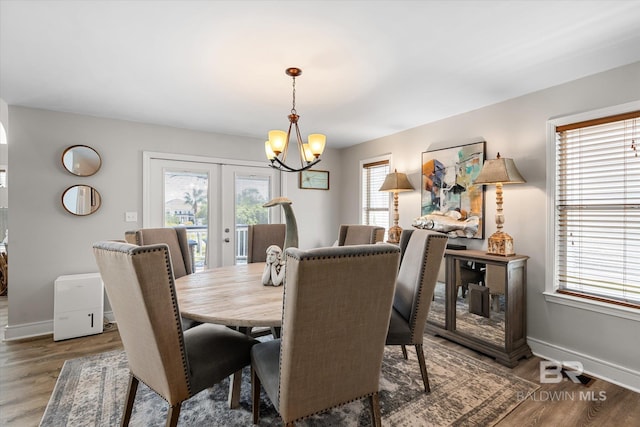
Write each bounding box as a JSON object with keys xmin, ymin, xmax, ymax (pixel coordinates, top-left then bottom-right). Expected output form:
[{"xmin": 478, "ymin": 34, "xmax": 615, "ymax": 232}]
[
  {"xmin": 294, "ymin": 122, "xmax": 307, "ymax": 167},
  {"xmin": 282, "ymin": 121, "xmax": 295, "ymax": 164},
  {"xmin": 270, "ymin": 157, "xmax": 321, "ymax": 173}
]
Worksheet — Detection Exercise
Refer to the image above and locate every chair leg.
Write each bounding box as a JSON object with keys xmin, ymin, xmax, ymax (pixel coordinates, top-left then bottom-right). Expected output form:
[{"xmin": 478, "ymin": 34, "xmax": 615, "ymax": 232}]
[
  {"xmin": 401, "ymin": 345, "xmax": 408, "ymax": 360},
  {"xmin": 251, "ymin": 366, "xmax": 261, "ymax": 425},
  {"xmin": 227, "ymin": 369, "xmax": 243, "ymax": 409},
  {"xmin": 415, "ymin": 344, "xmax": 431, "ymax": 393},
  {"xmin": 369, "ymin": 392, "xmax": 382, "ymax": 427},
  {"xmin": 120, "ymin": 374, "xmax": 139, "ymax": 427},
  {"xmin": 166, "ymin": 403, "xmax": 181, "ymax": 427}
]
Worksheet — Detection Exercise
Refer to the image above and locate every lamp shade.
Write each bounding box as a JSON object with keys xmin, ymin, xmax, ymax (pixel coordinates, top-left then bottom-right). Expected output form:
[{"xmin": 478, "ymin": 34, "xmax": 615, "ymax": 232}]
[
  {"xmin": 474, "ymin": 153, "xmax": 526, "ymax": 185},
  {"xmin": 379, "ymin": 170, "xmax": 415, "ymax": 192}
]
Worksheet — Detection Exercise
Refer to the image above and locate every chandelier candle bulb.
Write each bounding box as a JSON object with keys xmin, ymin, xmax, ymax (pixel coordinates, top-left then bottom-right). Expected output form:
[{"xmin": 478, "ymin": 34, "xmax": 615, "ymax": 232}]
[
  {"xmin": 308, "ymin": 134, "xmax": 326, "ymax": 157},
  {"xmin": 265, "ymin": 141, "xmax": 276, "ymax": 160},
  {"xmin": 268, "ymin": 130, "xmax": 287, "ymax": 155}
]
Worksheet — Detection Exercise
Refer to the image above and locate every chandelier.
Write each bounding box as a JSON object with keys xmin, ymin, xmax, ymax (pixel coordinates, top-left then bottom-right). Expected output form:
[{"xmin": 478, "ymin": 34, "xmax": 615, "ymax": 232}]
[{"xmin": 265, "ymin": 67, "xmax": 326, "ymax": 172}]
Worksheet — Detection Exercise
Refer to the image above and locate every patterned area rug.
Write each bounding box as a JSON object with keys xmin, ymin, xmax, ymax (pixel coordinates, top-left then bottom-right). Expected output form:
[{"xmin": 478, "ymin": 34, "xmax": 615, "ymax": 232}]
[{"xmin": 40, "ymin": 336, "xmax": 538, "ymax": 426}]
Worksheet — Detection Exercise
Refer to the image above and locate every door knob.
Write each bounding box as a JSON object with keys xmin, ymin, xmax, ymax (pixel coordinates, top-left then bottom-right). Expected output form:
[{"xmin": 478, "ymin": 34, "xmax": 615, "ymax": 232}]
[{"xmin": 224, "ymin": 238, "xmax": 230, "ymax": 243}]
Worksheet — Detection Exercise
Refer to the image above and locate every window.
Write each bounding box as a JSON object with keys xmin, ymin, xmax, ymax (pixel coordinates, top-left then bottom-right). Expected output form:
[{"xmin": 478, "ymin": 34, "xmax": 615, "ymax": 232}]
[
  {"xmin": 362, "ymin": 159, "xmax": 390, "ymax": 231},
  {"xmin": 554, "ymin": 110, "xmax": 640, "ymax": 307}
]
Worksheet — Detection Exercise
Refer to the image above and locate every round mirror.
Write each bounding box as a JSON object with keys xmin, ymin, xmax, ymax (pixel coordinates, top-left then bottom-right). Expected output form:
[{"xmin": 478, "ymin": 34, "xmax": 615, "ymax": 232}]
[
  {"xmin": 62, "ymin": 145, "xmax": 102, "ymax": 176},
  {"xmin": 62, "ymin": 185, "xmax": 102, "ymax": 216}
]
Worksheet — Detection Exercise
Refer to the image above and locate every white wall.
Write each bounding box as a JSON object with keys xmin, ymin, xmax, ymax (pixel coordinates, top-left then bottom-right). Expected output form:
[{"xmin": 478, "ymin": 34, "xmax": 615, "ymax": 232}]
[
  {"xmin": 5, "ymin": 107, "xmax": 340, "ymax": 339},
  {"xmin": 338, "ymin": 61, "xmax": 640, "ymax": 391}
]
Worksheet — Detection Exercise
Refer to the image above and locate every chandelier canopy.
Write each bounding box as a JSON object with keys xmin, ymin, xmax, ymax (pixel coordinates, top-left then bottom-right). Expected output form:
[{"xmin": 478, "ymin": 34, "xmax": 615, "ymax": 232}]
[{"xmin": 265, "ymin": 67, "xmax": 326, "ymax": 172}]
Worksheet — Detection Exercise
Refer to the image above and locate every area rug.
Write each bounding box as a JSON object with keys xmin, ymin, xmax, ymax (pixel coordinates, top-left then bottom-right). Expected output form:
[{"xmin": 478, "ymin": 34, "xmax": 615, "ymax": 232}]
[{"xmin": 40, "ymin": 336, "xmax": 538, "ymax": 426}]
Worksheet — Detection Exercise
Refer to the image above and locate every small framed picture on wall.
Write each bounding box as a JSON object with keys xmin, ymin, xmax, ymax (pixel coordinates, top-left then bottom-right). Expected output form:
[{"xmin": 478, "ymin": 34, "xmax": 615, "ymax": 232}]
[{"xmin": 299, "ymin": 169, "xmax": 330, "ymax": 190}]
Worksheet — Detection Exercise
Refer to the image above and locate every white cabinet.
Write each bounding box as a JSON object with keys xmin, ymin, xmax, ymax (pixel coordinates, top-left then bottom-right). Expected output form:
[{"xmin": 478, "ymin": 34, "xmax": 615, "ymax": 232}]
[{"xmin": 54, "ymin": 273, "xmax": 104, "ymax": 341}]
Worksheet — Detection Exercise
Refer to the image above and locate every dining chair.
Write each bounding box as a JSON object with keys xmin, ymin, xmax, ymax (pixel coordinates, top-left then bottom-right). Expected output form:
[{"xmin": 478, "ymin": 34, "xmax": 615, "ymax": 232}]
[
  {"xmin": 247, "ymin": 223, "xmax": 286, "ymax": 263},
  {"xmin": 125, "ymin": 226, "xmax": 199, "ymax": 329},
  {"xmin": 386, "ymin": 229, "xmax": 448, "ymax": 393},
  {"xmin": 251, "ymin": 244, "xmax": 401, "ymax": 426},
  {"xmin": 124, "ymin": 226, "xmax": 193, "ymax": 277},
  {"xmin": 337, "ymin": 224, "xmax": 385, "ymax": 246},
  {"xmin": 93, "ymin": 241, "xmax": 257, "ymax": 426}
]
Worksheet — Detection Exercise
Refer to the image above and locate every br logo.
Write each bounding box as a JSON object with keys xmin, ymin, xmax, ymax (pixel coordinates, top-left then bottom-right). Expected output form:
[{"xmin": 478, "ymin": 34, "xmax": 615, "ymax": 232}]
[{"xmin": 540, "ymin": 360, "xmax": 584, "ymax": 383}]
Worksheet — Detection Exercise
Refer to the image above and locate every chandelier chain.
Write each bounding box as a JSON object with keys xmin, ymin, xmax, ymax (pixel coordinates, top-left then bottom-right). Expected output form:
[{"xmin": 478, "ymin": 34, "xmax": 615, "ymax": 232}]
[{"xmin": 291, "ymin": 76, "xmax": 297, "ymax": 114}]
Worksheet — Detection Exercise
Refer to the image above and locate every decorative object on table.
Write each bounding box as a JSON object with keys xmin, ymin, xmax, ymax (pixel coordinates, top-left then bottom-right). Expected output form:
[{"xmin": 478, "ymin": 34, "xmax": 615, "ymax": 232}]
[
  {"xmin": 421, "ymin": 141, "xmax": 485, "ymax": 239},
  {"xmin": 61, "ymin": 145, "xmax": 102, "ymax": 176},
  {"xmin": 261, "ymin": 244, "xmax": 285, "ymax": 286},
  {"xmin": 299, "ymin": 169, "xmax": 330, "ymax": 190},
  {"xmin": 412, "ymin": 210, "xmax": 479, "ymax": 238},
  {"xmin": 264, "ymin": 67, "xmax": 326, "ymax": 172},
  {"xmin": 263, "ymin": 197, "xmax": 298, "ymax": 250},
  {"xmin": 379, "ymin": 169, "xmax": 415, "ymax": 243},
  {"xmin": 473, "ymin": 152, "xmax": 526, "ymax": 256}
]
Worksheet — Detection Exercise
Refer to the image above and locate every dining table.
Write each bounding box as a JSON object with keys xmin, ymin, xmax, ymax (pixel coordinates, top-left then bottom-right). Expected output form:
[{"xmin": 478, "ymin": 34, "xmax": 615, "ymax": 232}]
[
  {"xmin": 175, "ymin": 262, "xmax": 284, "ymax": 328},
  {"xmin": 174, "ymin": 262, "xmax": 284, "ymax": 408}
]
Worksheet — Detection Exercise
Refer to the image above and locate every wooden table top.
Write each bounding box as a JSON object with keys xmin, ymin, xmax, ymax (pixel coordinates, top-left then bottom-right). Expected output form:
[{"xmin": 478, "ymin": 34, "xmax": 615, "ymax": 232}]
[{"xmin": 175, "ymin": 262, "xmax": 284, "ymax": 328}]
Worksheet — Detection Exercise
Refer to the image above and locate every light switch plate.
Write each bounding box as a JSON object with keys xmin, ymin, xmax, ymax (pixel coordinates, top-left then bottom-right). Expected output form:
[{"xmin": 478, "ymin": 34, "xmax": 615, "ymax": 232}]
[{"xmin": 125, "ymin": 211, "xmax": 137, "ymax": 222}]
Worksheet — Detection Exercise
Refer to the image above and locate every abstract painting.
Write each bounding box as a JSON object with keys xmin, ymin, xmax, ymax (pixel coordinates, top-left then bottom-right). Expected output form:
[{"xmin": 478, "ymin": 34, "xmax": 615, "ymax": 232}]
[{"xmin": 420, "ymin": 141, "xmax": 485, "ymax": 239}]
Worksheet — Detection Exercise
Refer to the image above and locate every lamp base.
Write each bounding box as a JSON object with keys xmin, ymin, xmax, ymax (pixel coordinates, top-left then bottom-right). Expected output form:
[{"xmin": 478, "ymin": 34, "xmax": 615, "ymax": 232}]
[
  {"xmin": 487, "ymin": 231, "xmax": 515, "ymax": 256},
  {"xmin": 387, "ymin": 225, "xmax": 402, "ymax": 244}
]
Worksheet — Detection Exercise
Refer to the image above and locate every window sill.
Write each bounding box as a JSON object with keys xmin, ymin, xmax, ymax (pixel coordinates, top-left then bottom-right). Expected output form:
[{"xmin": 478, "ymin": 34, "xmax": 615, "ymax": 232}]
[{"xmin": 543, "ymin": 291, "xmax": 640, "ymax": 322}]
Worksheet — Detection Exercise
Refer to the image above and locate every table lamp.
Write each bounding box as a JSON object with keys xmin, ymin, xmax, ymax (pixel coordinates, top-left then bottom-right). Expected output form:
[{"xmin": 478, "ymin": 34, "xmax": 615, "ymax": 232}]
[
  {"xmin": 473, "ymin": 153, "xmax": 526, "ymax": 256},
  {"xmin": 379, "ymin": 169, "xmax": 415, "ymax": 244}
]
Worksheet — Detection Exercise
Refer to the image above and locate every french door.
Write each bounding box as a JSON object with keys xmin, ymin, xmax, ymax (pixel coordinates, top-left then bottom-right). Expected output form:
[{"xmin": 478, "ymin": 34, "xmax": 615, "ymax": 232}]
[{"xmin": 144, "ymin": 153, "xmax": 281, "ymax": 269}]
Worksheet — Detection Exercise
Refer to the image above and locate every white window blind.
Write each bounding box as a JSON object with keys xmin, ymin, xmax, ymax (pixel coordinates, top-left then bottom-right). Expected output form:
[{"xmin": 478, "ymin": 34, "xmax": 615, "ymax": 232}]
[
  {"xmin": 362, "ymin": 160, "xmax": 390, "ymax": 230},
  {"xmin": 555, "ymin": 111, "xmax": 640, "ymax": 307}
]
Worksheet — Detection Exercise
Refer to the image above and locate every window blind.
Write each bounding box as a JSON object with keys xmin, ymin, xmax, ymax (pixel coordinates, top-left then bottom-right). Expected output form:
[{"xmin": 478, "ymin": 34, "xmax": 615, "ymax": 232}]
[
  {"xmin": 555, "ymin": 111, "xmax": 640, "ymax": 307},
  {"xmin": 362, "ymin": 160, "xmax": 390, "ymax": 229}
]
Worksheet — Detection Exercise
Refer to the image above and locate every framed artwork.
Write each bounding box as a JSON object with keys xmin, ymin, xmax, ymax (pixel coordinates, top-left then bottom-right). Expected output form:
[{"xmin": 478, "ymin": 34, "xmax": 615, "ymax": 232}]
[
  {"xmin": 299, "ymin": 169, "xmax": 330, "ymax": 190},
  {"xmin": 420, "ymin": 141, "xmax": 485, "ymax": 239}
]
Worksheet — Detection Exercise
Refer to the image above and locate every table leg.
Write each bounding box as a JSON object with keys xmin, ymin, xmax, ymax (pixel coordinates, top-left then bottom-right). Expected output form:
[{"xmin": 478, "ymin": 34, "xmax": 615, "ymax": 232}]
[{"xmin": 227, "ymin": 369, "xmax": 243, "ymax": 409}]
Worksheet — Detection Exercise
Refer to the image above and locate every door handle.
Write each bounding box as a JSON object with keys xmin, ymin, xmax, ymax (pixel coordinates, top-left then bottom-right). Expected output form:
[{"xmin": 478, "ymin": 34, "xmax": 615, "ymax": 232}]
[{"xmin": 224, "ymin": 238, "xmax": 230, "ymax": 243}]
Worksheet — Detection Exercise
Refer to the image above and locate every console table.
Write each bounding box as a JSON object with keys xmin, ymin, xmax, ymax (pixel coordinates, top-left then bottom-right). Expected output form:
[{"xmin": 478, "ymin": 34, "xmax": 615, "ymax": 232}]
[{"xmin": 426, "ymin": 249, "xmax": 532, "ymax": 367}]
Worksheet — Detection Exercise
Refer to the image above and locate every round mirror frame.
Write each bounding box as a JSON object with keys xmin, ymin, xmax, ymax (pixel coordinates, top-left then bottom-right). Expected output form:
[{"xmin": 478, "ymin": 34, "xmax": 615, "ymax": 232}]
[
  {"xmin": 62, "ymin": 145, "xmax": 102, "ymax": 177},
  {"xmin": 61, "ymin": 185, "xmax": 102, "ymax": 216}
]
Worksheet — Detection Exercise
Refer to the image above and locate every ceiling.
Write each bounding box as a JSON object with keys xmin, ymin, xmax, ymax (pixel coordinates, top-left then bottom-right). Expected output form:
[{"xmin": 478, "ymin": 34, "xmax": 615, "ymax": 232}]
[{"xmin": 1, "ymin": 1, "xmax": 640, "ymax": 149}]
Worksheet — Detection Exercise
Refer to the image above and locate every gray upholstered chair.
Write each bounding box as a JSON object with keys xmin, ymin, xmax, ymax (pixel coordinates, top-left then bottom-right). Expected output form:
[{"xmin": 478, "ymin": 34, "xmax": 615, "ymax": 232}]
[
  {"xmin": 247, "ymin": 223, "xmax": 286, "ymax": 263},
  {"xmin": 337, "ymin": 224, "xmax": 385, "ymax": 246},
  {"xmin": 93, "ymin": 241, "xmax": 257, "ymax": 426},
  {"xmin": 251, "ymin": 244, "xmax": 401, "ymax": 426},
  {"xmin": 124, "ymin": 226, "xmax": 193, "ymax": 277},
  {"xmin": 386, "ymin": 229, "xmax": 448, "ymax": 393},
  {"xmin": 125, "ymin": 226, "xmax": 199, "ymax": 329}
]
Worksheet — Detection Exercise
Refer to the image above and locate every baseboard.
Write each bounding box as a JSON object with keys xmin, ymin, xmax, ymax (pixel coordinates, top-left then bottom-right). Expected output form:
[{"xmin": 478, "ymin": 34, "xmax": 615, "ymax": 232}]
[
  {"xmin": 3, "ymin": 319, "xmax": 53, "ymax": 341},
  {"xmin": 3, "ymin": 310, "xmax": 115, "ymax": 341},
  {"xmin": 528, "ymin": 336, "xmax": 640, "ymax": 393}
]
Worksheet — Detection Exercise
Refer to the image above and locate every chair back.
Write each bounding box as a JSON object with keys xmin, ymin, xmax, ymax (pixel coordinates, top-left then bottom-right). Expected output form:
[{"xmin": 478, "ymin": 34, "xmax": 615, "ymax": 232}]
[
  {"xmin": 278, "ymin": 244, "xmax": 400, "ymax": 421},
  {"xmin": 92, "ymin": 241, "xmax": 191, "ymax": 404},
  {"xmin": 125, "ymin": 226, "xmax": 192, "ymax": 277},
  {"xmin": 393, "ymin": 229, "xmax": 448, "ymax": 342},
  {"xmin": 337, "ymin": 224, "xmax": 385, "ymax": 246},
  {"xmin": 247, "ymin": 224, "xmax": 286, "ymax": 263}
]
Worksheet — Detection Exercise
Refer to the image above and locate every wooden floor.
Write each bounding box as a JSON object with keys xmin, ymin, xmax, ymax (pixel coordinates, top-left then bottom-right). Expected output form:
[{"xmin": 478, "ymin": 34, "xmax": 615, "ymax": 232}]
[{"xmin": 1, "ymin": 295, "xmax": 639, "ymax": 426}]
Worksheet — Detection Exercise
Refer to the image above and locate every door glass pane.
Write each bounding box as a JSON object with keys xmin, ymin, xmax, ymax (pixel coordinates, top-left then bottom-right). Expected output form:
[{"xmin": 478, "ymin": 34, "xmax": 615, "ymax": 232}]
[
  {"xmin": 235, "ymin": 175, "xmax": 271, "ymax": 264},
  {"xmin": 164, "ymin": 170, "xmax": 208, "ymax": 271}
]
